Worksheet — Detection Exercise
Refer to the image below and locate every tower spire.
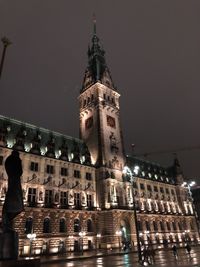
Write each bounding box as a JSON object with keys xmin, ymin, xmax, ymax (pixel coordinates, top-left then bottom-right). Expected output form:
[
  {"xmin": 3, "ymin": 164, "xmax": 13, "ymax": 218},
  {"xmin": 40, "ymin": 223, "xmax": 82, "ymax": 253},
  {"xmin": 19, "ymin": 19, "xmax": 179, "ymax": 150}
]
[
  {"xmin": 93, "ymin": 13, "xmax": 96, "ymax": 36},
  {"xmin": 81, "ymin": 18, "xmax": 116, "ymax": 93}
]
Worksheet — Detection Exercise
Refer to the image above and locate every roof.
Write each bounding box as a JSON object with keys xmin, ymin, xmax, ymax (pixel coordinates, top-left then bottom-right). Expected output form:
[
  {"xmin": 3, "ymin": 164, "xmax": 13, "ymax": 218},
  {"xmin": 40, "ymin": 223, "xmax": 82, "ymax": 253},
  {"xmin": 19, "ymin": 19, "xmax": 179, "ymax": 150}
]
[
  {"xmin": 126, "ymin": 155, "xmax": 175, "ymax": 185},
  {"xmin": 0, "ymin": 115, "xmax": 92, "ymax": 166}
]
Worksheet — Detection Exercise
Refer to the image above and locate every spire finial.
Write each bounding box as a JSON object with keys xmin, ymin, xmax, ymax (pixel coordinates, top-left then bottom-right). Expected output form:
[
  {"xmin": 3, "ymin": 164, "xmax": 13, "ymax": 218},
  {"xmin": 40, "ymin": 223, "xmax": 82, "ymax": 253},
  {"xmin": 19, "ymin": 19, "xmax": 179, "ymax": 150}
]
[{"xmin": 93, "ymin": 13, "xmax": 96, "ymax": 35}]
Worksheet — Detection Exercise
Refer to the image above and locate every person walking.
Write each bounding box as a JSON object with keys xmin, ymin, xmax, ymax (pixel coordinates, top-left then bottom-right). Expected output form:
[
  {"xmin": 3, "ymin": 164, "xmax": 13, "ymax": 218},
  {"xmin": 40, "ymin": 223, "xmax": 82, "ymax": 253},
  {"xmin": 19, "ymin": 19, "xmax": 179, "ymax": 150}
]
[
  {"xmin": 185, "ymin": 243, "xmax": 192, "ymax": 258},
  {"xmin": 172, "ymin": 244, "xmax": 178, "ymax": 259}
]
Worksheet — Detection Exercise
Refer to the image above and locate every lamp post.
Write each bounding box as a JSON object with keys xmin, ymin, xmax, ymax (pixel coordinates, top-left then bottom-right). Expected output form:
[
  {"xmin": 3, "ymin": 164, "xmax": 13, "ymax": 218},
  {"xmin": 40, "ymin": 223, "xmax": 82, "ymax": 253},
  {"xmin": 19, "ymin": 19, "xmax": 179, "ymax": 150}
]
[
  {"xmin": 116, "ymin": 230, "xmax": 122, "ymax": 250},
  {"xmin": 96, "ymin": 233, "xmax": 101, "ymax": 250},
  {"xmin": 182, "ymin": 181, "xmax": 200, "ymax": 234},
  {"xmin": 27, "ymin": 233, "xmax": 36, "ymax": 256},
  {"xmin": 144, "ymin": 230, "xmax": 150, "ymax": 245},
  {"xmin": 130, "ymin": 165, "xmax": 142, "ymax": 261},
  {"xmin": 79, "ymin": 231, "xmax": 86, "ymax": 255},
  {"xmin": 0, "ymin": 37, "xmax": 12, "ymax": 79}
]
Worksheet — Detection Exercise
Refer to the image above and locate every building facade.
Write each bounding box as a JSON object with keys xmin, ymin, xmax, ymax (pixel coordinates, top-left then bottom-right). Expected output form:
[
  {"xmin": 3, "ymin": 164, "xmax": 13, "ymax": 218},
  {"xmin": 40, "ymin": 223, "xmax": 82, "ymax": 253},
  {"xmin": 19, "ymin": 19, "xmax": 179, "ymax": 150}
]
[{"xmin": 0, "ymin": 25, "xmax": 199, "ymax": 255}]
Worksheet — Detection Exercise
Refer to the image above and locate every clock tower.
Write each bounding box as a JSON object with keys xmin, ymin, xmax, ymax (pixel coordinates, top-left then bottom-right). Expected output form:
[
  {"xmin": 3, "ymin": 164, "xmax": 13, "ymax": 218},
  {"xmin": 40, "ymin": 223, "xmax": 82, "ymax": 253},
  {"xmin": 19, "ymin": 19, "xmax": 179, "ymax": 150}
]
[{"xmin": 79, "ymin": 21, "xmax": 126, "ymax": 209}]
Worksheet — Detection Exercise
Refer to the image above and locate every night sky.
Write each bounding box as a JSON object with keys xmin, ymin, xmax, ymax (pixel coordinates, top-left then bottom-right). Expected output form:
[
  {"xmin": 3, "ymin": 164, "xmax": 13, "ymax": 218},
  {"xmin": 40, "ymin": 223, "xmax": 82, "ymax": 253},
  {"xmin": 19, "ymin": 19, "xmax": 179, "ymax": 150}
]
[{"xmin": 0, "ymin": 1, "xmax": 200, "ymax": 180}]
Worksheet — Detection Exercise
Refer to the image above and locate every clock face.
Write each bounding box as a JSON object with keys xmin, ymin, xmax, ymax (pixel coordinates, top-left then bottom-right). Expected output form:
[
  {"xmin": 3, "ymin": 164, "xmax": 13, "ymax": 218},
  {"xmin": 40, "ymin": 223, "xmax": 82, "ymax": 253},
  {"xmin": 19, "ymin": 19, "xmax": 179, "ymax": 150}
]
[
  {"xmin": 85, "ymin": 116, "xmax": 93, "ymax": 129},
  {"xmin": 107, "ymin": 115, "xmax": 116, "ymax": 128}
]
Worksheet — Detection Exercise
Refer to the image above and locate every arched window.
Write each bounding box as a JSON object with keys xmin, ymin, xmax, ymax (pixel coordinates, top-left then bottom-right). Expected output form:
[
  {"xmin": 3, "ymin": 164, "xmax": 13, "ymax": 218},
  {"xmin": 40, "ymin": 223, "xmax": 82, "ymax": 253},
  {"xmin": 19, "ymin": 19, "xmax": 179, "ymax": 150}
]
[
  {"xmin": 190, "ymin": 221, "xmax": 194, "ymax": 230},
  {"xmin": 160, "ymin": 221, "xmax": 165, "ymax": 231},
  {"xmin": 25, "ymin": 217, "xmax": 33, "ymax": 234},
  {"xmin": 87, "ymin": 219, "xmax": 93, "ymax": 232},
  {"xmin": 74, "ymin": 219, "xmax": 80, "ymax": 232},
  {"xmin": 59, "ymin": 218, "xmax": 66, "ymax": 233},
  {"xmin": 145, "ymin": 221, "xmax": 150, "ymax": 231},
  {"xmin": 43, "ymin": 218, "xmax": 51, "ymax": 233},
  {"xmin": 172, "ymin": 222, "xmax": 177, "ymax": 231},
  {"xmin": 178, "ymin": 222, "xmax": 182, "ymax": 231},
  {"xmin": 137, "ymin": 221, "xmax": 142, "ymax": 231},
  {"xmin": 166, "ymin": 222, "xmax": 171, "ymax": 231},
  {"xmin": 153, "ymin": 221, "xmax": 158, "ymax": 231}
]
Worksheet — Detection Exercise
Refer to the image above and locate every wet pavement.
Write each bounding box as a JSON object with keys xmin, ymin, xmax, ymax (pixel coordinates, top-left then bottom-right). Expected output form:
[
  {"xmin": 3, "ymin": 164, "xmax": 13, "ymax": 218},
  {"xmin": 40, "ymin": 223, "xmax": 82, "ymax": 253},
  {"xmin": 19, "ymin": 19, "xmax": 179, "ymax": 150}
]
[{"xmin": 39, "ymin": 246, "xmax": 200, "ymax": 266}]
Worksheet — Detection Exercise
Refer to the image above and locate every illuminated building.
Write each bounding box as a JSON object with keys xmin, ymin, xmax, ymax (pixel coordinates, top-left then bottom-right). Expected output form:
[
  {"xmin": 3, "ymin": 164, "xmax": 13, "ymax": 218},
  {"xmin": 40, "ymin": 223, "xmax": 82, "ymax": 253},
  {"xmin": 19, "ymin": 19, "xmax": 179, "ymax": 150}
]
[{"xmin": 0, "ymin": 23, "xmax": 198, "ymax": 255}]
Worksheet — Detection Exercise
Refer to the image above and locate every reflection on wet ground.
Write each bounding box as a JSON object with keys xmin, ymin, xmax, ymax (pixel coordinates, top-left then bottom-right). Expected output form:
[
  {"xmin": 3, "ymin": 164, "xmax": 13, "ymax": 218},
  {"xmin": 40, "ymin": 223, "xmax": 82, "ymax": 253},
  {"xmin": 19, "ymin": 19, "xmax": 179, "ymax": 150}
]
[{"xmin": 42, "ymin": 246, "xmax": 200, "ymax": 267}]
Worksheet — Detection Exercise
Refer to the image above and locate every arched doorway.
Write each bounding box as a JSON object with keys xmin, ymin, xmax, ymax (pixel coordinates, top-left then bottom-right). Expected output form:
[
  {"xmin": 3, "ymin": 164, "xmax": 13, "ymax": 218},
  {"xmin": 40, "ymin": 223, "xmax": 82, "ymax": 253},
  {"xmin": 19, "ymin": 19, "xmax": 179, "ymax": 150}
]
[{"xmin": 120, "ymin": 219, "xmax": 131, "ymax": 248}]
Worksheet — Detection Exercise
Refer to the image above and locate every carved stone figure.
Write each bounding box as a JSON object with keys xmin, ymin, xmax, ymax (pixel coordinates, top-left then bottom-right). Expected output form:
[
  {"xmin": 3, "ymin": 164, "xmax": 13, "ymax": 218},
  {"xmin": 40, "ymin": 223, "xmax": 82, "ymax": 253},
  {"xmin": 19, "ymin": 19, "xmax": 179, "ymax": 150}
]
[{"xmin": 2, "ymin": 150, "xmax": 24, "ymax": 232}]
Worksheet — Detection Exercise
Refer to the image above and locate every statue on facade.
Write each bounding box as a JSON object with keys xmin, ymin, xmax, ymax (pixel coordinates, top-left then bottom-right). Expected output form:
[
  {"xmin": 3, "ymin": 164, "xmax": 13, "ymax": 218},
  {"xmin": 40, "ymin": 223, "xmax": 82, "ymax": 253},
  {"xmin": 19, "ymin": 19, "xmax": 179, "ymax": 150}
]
[{"xmin": 2, "ymin": 150, "xmax": 24, "ymax": 232}]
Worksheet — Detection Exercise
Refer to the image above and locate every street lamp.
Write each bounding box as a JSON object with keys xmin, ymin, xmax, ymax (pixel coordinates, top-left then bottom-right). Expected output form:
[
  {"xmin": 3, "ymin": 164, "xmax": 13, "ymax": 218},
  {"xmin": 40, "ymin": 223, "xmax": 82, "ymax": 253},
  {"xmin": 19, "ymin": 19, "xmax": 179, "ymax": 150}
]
[
  {"xmin": 116, "ymin": 230, "xmax": 122, "ymax": 250},
  {"xmin": 79, "ymin": 231, "xmax": 86, "ymax": 255},
  {"xmin": 96, "ymin": 233, "xmax": 101, "ymax": 250},
  {"xmin": 123, "ymin": 165, "xmax": 142, "ymax": 261},
  {"xmin": 0, "ymin": 37, "xmax": 12, "ymax": 79},
  {"xmin": 27, "ymin": 233, "xmax": 36, "ymax": 256}
]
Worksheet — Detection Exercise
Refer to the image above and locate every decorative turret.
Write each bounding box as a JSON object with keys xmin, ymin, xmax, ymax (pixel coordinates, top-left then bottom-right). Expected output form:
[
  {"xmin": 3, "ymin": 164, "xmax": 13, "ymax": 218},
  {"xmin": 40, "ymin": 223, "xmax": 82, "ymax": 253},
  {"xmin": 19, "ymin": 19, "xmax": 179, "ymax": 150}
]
[
  {"xmin": 59, "ymin": 138, "xmax": 69, "ymax": 161},
  {"xmin": 81, "ymin": 143, "xmax": 91, "ymax": 166},
  {"xmin": 30, "ymin": 130, "xmax": 41, "ymax": 155},
  {"xmin": 13, "ymin": 125, "xmax": 26, "ymax": 151},
  {"xmin": 81, "ymin": 18, "xmax": 115, "ymax": 92},
  {"xmin": 71, "ymin": 140, "xmax": 80, "ymax": 163},
  {"xmin": 45, "ymin": 133, "xmax": 55, "ymax": 158},
  {"xmin": 168, "ymin": 155, "xmax": 184, "ymax": 185}
]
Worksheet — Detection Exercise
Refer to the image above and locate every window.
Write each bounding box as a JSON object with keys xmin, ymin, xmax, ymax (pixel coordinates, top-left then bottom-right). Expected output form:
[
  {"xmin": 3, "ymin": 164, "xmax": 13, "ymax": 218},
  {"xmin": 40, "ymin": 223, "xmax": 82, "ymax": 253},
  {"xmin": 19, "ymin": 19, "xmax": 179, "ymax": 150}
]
[
  {"xmin": 85, "ymin": 117, "xmax": 93, "ymax": 129},
  {"xmin": 30, "ymin": 162, "xmax": 38, "ymax": 172},
  {"xmin": 60, "ymin": 191, "xmax": 68, "ymax": 206},
  {"xmin": 160, "ymin": 187, "xmax": 164, "ymax": 193},
  {"xmin": 171, "ymin": 189, "xmax": 175, "ymax": 195},
  {"xmin": 87, "ymin": 219, "xmax": 93, "ymax": 232},
  {"xmin": 154, "ymin": 186, "xmax": 158, "ymax": 192},
  {"xmin": 147, "ymin": 185, "xmax": 152, "ymax": 191},
  {"xmin": 140, "ymin": 183, "xmax": 145, "ymax": 190},
  {"xmin": 153, "ymin": 221, "xmax": 158, "ymax": 231},
  {"xmin": 172, "ymin": 222, "xmax": 177, "ymax": 231},
  {"xmin": 45, "ymin": 190, "xmax": 53, "ymax": 206},
  {"xmin": 74, "ymin": 219, "xmax": 80, "ymax": 232},
  {"xmin": 25, "ymin": 217, "xmax": 33, "ymax": 234},
  {"xmin": 145, "ymin": 221, "xmax": 150, "ymax": 231},
  {"xmin": 74, "ymin": 193, "xmax": 81, "ymax": 207},
  {"xmin": 86, "ymin": 172, "xmax": 92, "ymax": 180},
  {"xmin": 59, "ymin": 218, "xmax": 66, "ymax": 233},
  {"xmin": 46, "ymin": 164, "xmax": 54, "ymax": 174},
  {"xmin": 107, "ymin": 115, "xmax": 116, "ymax": 128},
  {"xmin": 61, "ymin": 167, "xmax": 68, "ymax": 176},
  {"xmin": 137, "ymin": 221, "xmax": 142, "ymax": 231},
  {"xmin": 0, "ymin": 156, "xmax": 3, "ymax": 165},
  {"xmin": 74, "ymin": 170, "xmax": 81, "ymax": 178},
  {"xmin": 87, "ymin": 194, "xmax": 92, "ymax": 208},
  {"xmin": 43, "ymin": 218, "xmax": 51, "ymax": 233},
  {"xmin": 103, "ymin": 94, "xmax": 106, "ymax": 100},
  {"xmin": 28, "ymin": 188, "xmax": 37, "ymax": 205},
  {"xmin": 165, "ymin": 188, "xmax": 169, "ymax": 194},
  {"xmin": 160, "ymin": 221, "xmax": 165, "ymax": 231},
  {"xmin": 166, "ymin": 222, "xmax": 171, "ymax": 231}
]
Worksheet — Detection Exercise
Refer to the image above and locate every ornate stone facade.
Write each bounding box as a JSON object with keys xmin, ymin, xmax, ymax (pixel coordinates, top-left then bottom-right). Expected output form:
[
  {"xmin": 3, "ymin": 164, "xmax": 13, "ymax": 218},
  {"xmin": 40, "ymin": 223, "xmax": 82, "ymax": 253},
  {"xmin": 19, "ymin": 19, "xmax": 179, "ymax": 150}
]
[{"xmin": 0, "ymin": 23, "xmax": 199, "ymax": 255}]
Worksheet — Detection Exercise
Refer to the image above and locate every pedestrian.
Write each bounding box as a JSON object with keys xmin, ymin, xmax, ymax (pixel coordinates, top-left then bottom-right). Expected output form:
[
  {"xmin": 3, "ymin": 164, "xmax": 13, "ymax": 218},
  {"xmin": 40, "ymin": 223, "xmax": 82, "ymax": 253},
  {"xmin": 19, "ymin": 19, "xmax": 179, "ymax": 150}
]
[
  {"xmin": 149, "ymin": 247, "xmax": 156, "ymax": 264},
  {"xmin": 172, "ymin": 244, "xmax": 178, "ymax": 259},
  {"xmin": 141, "ymin": 246, "xmax": 151, "ymax": 266},
  {"xmin": 185, "ymin": 243, "xmax": 192, "ymax": 258}
]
